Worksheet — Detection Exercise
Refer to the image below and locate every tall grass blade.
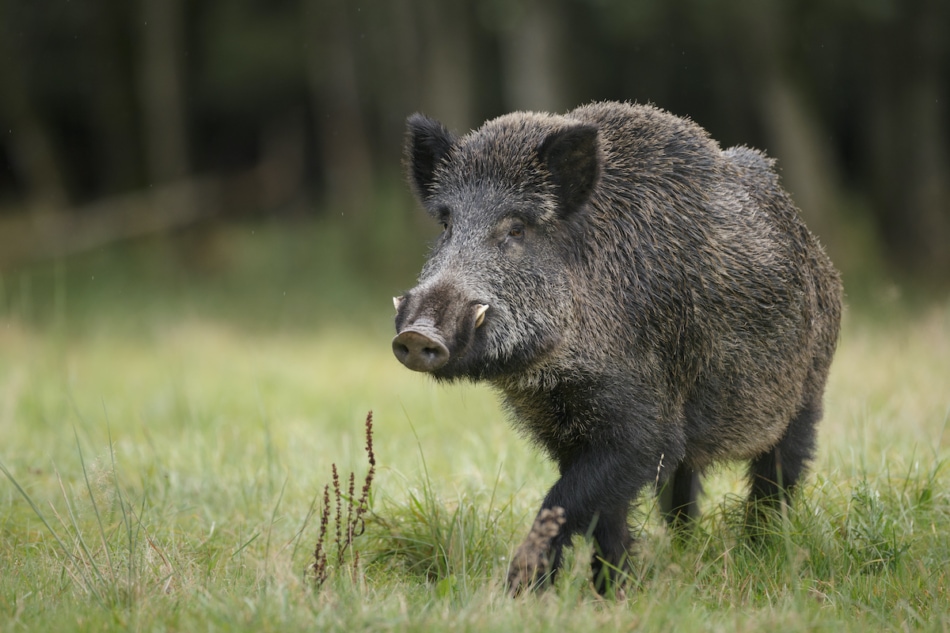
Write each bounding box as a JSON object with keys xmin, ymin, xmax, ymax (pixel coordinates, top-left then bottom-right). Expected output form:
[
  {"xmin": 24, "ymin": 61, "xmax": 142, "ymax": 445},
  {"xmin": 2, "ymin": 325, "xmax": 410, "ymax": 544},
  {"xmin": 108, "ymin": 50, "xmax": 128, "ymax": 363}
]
[{"xmin": 0, "ymin": 460, "xmax": 107, "ymax": 607}]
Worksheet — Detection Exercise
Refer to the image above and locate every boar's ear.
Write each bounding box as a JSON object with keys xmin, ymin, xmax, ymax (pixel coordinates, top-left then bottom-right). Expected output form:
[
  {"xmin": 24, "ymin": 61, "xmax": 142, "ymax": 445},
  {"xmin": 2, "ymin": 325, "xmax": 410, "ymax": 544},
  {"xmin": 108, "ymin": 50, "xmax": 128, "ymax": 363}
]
[
  {"xmin": 405, "ymin": 114, "xmax": 457, "ymax": 202},
  {"xmin": 538, "ymin": 124, "xmax": 600, "ymax": 215}
]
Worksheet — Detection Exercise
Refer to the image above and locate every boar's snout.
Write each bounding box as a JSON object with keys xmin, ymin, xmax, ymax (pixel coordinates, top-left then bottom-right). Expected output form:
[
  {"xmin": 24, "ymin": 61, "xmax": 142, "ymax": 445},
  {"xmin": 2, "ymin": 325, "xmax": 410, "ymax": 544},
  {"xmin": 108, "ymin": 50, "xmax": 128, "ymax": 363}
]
[{"xmin": 392, "ymin": 327, "xmax": 450, "ymax": 372}]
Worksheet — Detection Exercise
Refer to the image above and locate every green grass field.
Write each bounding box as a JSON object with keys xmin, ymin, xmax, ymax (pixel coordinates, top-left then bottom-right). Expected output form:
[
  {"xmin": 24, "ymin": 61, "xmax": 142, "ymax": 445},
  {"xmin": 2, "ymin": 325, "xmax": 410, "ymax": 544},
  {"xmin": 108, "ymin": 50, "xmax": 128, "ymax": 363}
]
[{"xmin": 1, "ymin": 222, "xmax": 948, "ymax": 631}]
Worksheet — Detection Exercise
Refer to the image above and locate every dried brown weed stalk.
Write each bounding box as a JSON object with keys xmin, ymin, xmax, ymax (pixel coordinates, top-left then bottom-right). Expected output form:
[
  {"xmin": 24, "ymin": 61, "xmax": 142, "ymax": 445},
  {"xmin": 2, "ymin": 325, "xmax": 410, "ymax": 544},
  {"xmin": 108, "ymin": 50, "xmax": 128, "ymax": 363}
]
[{"xmin": 311, "ymin": 411, "xmax": 376, "ymax": 588}]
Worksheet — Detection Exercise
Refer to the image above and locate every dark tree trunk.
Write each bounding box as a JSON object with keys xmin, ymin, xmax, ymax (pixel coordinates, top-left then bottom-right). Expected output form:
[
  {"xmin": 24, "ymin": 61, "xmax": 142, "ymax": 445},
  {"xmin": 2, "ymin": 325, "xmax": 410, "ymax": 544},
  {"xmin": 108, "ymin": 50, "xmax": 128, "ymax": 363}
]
[
  {"xmin": 738, "ymin": 2, "xmax": 845, "ymax": 251},
  {"xmin": 499, "ymin": 0, "xmax": 568, "ymax": 113},
  {"xmin": 304, "ymin": 0, "xmax": 374, "ymax": 218},
  {"xmin": 139, "ymin": 0, "xmax": 190, "ymax": 185},
  {"xmin": 867, "ymin": 0, "xmax": 950, "ymax": 279},
  {"xmin": 90, "ymin": 0, "xmax": 141, "ymax": 195},
  {"xmin": 0, "ymin": 0, "xmax": 69, "ymax": 212}
]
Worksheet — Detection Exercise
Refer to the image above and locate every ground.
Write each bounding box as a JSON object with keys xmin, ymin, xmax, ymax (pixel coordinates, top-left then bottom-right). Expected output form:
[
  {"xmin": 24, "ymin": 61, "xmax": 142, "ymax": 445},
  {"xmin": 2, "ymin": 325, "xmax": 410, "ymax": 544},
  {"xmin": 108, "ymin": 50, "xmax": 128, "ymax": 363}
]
[{"xmin": 0, "ymin": 223, "xmax": 948, "ymax": 631}]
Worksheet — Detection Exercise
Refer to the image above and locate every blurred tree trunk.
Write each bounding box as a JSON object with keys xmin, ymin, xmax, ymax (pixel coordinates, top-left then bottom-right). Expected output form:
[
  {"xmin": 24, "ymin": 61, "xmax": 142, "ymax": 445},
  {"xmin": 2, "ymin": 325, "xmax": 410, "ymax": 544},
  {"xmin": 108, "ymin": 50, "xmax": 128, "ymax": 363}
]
[
  {"xmin": 139, "ymin": 0, "xmax": 190, "ymax": 185},
  {"xmin": 738, "ymin": 2, "xmax": 844, "ymax": 251},
  {"xmin": 866, "ymin": 0, "xmax": 950, "ymax": 279},
  {"xmin": 759, "ymin": 76, "xmax": 843, "ymax": 246},
  {"xmin": 91, "ymin": 0, "xmax": 140, "ymax": 195},
  {"xmin": 499, "ymin": 0, "xmax": 568, "ymax": 113},
  {"xmin": 380, "ymin": 0, "xmax": 427, "ymax": 139},
  {"xmin": 304, "ymin": 0, "xmax": 374, "ymax": 218},
  {"xmin": 0, "ymin": 1, "xmax": 69, "ymax": 213},
  {"xmin": 417, "ymin": 0, "xmax": 475, "ymax": 130}
]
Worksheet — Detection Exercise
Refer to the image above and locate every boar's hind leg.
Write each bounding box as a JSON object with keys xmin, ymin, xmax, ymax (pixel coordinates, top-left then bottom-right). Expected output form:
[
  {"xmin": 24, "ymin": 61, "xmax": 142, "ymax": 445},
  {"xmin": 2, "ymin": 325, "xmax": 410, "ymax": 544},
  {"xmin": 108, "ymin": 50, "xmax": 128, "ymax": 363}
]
[
  {"xmin": 589, "ymin": 503, "xmax": 634, "ymax": 596},
  {"xmin": 748, "ymin": 399, "xmax": 821, "ymax": 515},
  {"xmin": 658, "ymin": 463, "xmax": 702, "ymax": 532}
]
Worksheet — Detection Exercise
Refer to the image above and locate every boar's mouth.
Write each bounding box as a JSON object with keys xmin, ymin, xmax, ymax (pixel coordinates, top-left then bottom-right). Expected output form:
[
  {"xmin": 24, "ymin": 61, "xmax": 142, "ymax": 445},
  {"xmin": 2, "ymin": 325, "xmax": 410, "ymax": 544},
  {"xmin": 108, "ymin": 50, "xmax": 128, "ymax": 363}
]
[{"xmin": 392, "ymin": 300, "xmax": 489, "ymax": 374}]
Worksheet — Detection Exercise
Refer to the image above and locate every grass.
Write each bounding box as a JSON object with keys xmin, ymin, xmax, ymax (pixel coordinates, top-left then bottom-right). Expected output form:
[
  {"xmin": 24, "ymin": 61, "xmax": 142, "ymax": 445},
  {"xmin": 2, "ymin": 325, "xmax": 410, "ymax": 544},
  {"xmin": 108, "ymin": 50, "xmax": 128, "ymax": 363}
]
[{"xmin": 1, "ymin": 220, "xmax": 949, "ymax": 631}]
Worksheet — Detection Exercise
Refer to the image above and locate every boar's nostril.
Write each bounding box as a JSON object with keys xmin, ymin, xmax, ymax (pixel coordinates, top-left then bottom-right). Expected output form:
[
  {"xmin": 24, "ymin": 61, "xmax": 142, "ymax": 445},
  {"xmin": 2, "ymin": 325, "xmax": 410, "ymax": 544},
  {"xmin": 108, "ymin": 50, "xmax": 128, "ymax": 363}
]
[{"xmin": 392, "ymin": 329, "xmax": 450, "ymax": 372}]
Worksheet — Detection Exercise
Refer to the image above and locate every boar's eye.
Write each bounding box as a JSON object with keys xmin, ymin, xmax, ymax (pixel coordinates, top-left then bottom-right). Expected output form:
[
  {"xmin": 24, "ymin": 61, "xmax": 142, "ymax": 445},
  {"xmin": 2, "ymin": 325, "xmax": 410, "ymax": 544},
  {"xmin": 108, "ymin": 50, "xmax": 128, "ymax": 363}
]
[
  {"xmin": 500, "ymin": 219, "xmax": 526, "ymax": 250},
  {"xmin": 437, "ymin": 206, "xmax": 451, "ymax": 233}
]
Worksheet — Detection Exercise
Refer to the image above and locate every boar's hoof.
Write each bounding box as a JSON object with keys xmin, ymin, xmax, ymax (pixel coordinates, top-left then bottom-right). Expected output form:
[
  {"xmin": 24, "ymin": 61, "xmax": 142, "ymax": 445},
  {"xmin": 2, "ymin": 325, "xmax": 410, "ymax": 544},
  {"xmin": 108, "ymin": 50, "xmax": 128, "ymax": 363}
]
[{"xmin": 392, "ymin": 329, "xmax": 450, "ymax": 372}]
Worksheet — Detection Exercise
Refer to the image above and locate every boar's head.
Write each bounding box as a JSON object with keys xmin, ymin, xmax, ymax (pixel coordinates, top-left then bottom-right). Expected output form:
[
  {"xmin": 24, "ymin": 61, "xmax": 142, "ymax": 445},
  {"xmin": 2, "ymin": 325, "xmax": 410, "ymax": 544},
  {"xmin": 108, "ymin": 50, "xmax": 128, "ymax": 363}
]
[{"xmin": 393, "ymin": 112, "xmax": 601, "ymax": 382}]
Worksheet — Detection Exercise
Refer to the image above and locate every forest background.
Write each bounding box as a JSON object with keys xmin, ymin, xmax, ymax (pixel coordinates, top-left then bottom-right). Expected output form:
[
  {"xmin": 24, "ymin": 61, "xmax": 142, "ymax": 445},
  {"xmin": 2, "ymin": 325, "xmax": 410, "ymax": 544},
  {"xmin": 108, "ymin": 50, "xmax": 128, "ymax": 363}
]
[{"xmin": 0, "ymin": 0, "xmax": 947, "ymax": 286}]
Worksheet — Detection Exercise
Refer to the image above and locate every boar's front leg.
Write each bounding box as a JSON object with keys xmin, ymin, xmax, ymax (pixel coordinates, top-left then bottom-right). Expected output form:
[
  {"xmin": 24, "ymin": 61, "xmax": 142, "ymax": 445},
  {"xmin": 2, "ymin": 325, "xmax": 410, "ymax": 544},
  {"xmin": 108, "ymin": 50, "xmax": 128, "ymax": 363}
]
[
  {"xmin": 506, "ymin": 507, "xmax": 567, "ymax": 595},
  {"xmin": 506, "ymin": 441, "xmax": 668, "ymax": 597}
]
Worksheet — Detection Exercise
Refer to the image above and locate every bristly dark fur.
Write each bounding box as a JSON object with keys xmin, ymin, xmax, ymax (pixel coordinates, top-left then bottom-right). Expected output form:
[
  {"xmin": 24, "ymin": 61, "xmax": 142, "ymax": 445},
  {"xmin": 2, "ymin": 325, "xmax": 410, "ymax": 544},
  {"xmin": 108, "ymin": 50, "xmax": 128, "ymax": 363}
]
[{"xmin": 394, "ymin": 101, "xmax": 843, "ymax": 596}]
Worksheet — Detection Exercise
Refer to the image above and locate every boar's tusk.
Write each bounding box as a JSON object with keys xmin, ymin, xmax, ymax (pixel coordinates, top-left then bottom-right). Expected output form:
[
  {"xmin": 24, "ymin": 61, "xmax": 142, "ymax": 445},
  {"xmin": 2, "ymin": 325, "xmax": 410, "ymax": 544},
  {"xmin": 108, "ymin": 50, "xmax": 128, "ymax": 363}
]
[
  {"xmin": 393, "ymin": 296, "xmax": 404, "ymax": 312},
  {"xmin": 473, "ymin": 304, "xmax": 489, "ymax": 328}
]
